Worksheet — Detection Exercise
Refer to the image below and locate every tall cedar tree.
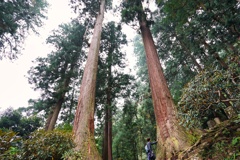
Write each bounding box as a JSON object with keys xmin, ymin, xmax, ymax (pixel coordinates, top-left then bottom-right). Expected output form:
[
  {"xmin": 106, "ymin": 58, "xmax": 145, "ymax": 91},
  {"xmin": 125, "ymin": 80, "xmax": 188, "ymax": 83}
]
[
  {"xmin": 72, "ymin": 0, "xmax": 105, "ymax": 159},
  {"xmin": 95, "ymin": 22, "xmax": 132, "ymax": 160},
  {"xmin": 122, "ymin": 1, "xmax": 190, "ymax": 159},
  {"xmin": 28, "ymin": 20, "xmax": 86, "ymax": 130}
]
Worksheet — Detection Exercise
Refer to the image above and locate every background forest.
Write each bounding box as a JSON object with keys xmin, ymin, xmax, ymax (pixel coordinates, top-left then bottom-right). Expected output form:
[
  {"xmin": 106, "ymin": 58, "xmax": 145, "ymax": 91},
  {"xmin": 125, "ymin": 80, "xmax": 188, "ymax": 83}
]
[{"xmin": 0, "ymin": 0, "xmax": 239, "ymax": 160}]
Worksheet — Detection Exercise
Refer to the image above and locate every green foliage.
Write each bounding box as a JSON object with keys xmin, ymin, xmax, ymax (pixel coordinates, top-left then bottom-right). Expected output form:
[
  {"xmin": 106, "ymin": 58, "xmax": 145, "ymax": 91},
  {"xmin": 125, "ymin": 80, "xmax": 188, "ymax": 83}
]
[
  {"xmin": 231, "ymin": 137, "xmax": 240, "ymax": 146},
  {"xmin": 121, "ymin": 1, "xmax": 143, "ymax": 23},
  {"xmin": 0, "ymin": 130, "xmax": 21, "ymax": 156},
  {"xmin": 109, "ymin": 34, "xmax": 157, "ymax": 159},
  {"xmin": 56, "ymin": 123, "xmax": 73, "ymax": 132},
  {"xmin": 0, "ymin": 0, "xmax": 48, "ymax": 59},
  {"xmin": 133, "ymin": 34, "xmax": 156, "ymax": 140},
  {"xmin": 121, "ymin": 0, "xmax": 154, "ymax": 27},
  {"xmin": 95, "ymin": 21, "xmax": 134, "ymax": 155},
  {"xmin": 178, "ymin": 55, "xmax": 240, "ymax": 129},
  {"xmin": 19, "ymin": 130, "xmax": 74, "ymax": 160},
  {"xmin": 112, "ymin": 100, "xmax": 139, "ymax": 160},
  {"xmin": 0, "ymin": 129, "xmax": 74, "ymax": 160},
  {"xmin": 0, "ymin": 107, "xmax": 42, "ymax": 138},
  {"xmin": 70, "ymin": 0, "xmax": 100, "ymax": 17},
  {"xmin": 27, "ymin": 20, "xmax": 86, "ymax": 124},
  {"xmin": 62, "ymin": 149, "xmax": 83, "ymax": 160},
  {"xmin": 152, "ymin": 0, "xmax": 240, "ymax": 103},
  {"xmin": 0, "ymin": 108, "xmax": 21, "ymax": 129}
]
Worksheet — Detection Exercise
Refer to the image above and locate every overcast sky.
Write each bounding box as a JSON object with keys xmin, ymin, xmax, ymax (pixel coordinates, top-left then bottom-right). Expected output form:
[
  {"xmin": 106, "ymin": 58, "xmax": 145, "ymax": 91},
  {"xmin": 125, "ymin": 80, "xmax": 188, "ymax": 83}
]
[
  {"xmin": 0, "ymin": 0, "xmax": 136, "ymax": 112},
  {"xmin": 0, "ymin": 1, "xmax": 77, "ymax": 111}
]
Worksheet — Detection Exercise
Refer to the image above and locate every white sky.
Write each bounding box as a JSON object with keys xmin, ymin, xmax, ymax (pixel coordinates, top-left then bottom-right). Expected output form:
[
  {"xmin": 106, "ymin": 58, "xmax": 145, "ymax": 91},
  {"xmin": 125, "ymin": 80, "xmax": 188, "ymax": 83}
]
[
  {"xmin": 0, "ymin": 1, "xmax": 77, "ymax": 111},
  {"xmin": 0, "ymin": 0, "xmax": 136, "ymax": 112}
]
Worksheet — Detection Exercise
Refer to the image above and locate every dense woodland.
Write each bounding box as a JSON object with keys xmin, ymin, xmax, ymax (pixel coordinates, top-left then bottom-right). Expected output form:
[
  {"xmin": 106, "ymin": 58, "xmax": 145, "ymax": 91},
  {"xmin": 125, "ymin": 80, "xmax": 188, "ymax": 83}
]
[{"xmin": 0, "ymin": 0, "xmax": 240, "ymax": 159}]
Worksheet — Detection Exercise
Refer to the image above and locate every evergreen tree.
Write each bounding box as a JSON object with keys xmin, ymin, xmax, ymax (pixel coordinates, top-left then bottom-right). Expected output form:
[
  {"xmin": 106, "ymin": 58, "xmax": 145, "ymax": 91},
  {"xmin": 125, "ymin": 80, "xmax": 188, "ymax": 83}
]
[
  {"xmin": 0, "ymin": 107, "xmax": 42, "ymax": 138},
  {"xmin": 95, "ymin": 21, "xmax": 134, "ymax": 160},
  {"xmin": 27, "ymin": 20, "xmax": 86, "ymax": 130},
  {"xmin": 72, "ymin": 0, "xmax": 106, "ymax": 159},
  {"xmin": 112, "ymin": 100, "xmax": 138, "ymax": 160}
]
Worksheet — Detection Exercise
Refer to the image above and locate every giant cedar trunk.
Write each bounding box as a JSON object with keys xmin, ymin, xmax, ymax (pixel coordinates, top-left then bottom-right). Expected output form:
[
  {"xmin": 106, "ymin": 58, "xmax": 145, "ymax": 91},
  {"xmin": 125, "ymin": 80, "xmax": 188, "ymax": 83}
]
[
  {"xmin": 72, "ymin": 0, "xmax": 105, "ymax": 159},
  {"xmin": 138, "ymin": 12, "xmax": 190, "ymax": 159}
]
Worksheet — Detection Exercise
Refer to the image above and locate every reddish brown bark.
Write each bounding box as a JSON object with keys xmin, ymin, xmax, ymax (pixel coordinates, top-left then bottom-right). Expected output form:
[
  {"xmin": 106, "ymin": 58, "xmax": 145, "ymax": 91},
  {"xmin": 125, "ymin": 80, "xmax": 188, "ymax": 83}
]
[
  {"xmin": 138, "ymin": 4, "xmax": 190, "ymax": 159},
  {"xmin": 102, "ymin": 104, "xmax": 112, "ymax": 160},
  {"xmin": 47, "ymin": 98, "xmax": 64, "ymax": 130},
  {"xmin": 107, "ymin": 106, "xmax": 112, "ymax": 160},
  {"xmin": 45, "ymin": 77, "xmax": 71, "ymax": 131},
  {"xmin": 45, "ymin": 110, "xmax": 53, "ymax": 130},
  {"xmin": 102, "ymin": 52, "xmax": 113, "ymax": 160},
  {"xmin": 102, "ymin": 109, "xmax": 108, "ymax": 160},
  {"xmin": 72, "ymin": 0, "xmax": 105, "ymax": 159}
]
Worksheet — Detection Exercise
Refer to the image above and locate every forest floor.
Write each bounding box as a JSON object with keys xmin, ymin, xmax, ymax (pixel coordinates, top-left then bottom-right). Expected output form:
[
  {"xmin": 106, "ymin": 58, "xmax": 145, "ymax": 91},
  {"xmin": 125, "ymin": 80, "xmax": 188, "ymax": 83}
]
[{"xmin": 177, "ymin": 115, "xmax": 240, "ymax": 160}]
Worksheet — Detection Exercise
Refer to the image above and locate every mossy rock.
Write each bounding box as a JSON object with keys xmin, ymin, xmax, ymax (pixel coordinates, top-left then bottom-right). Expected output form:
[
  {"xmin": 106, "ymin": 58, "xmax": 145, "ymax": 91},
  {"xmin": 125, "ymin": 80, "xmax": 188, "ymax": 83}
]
[{"xmin": 176, "ymin": 116, "xmax": 240, "ymax": 160}]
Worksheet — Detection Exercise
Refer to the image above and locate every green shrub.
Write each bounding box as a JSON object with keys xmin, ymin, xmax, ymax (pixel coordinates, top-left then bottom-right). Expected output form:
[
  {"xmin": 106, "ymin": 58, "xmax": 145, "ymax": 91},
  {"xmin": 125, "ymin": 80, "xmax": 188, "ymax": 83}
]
[
  {"xmin": 62, "ymin": 149, "xmax": 83, "ymax": 160},
  {"xmin": 178, "ymin": 56, "xmax": 240, "ymax": 129},
  {"xmin": 20, "ymin": 130, "xmax": 75, "ymax": 160},
  {"xmin": 0, "ymin": 130, "xmax": 21, "ymax": 154}
]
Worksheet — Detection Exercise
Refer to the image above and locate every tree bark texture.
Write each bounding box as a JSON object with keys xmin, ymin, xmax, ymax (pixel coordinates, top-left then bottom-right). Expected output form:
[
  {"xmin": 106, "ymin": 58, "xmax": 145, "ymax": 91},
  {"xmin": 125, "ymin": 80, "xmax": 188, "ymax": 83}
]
[
  {"xmin": 103, "ymin": 52, "xmax": 113, "ymax": 160},
  {"xmin": 46, "ymin": 77, "xmax": 71, "ymax": 131},
  {"xmin": 45, "ymin": 110, "xmax": 53, "ymax": 130},
  {"xmin": 107, "ymin": 88, "xmax": 112, "ymax": 160},
  {"xmin": 138, "ymin": 12, "xmax": 190, "ymax": 159},
  {"xmin": 47, "ymin": 98, "xmax": 64, "ymax": 130},
  {"xmin": 72, "ymin": 0, "xmax": 105, "ymax": 159},
  {"xmin": 102, "ymin": 109, "xmax": 109, "ymax": 160}
]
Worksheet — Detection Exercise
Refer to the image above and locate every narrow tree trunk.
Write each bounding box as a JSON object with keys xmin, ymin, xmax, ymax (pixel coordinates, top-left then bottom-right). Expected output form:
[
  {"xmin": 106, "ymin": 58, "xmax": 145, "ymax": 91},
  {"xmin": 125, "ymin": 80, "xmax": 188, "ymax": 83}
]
[
  {"xmin": 138, "ymin": 7, "xmax": 190, "ymax": 159},
  {"xmin": 72, "ymin": 0, "xmax": 105, "ymax": 159},
  {"xmin": 107, "ymin": 102, "xmax": 112, "ymax": 160},
  {"xmin": 47, "ymin": 99, "xmax": 64, "ymax": 130},
  {"xmin": 103, "ymin": 54, "xmax": 113, "ymax": 160},
  {"xmin": 45, "ymin": 110, "xmax": 53, "ymax": 130},
  {"xmin": 46, "ymin": 77, "xmax": 71, "ymax": 130},
  {"xmin": 102, "ymin": 107, "xmax": 109, "ymax": 160}
]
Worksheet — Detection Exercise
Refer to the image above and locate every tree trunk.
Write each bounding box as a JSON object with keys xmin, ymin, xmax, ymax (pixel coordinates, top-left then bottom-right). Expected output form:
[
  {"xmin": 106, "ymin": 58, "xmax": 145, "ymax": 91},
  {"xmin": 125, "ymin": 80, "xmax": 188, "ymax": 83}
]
[
  {"xmin": 103, "ymin": 103, "xmax": 112, "ymax": 160},
  {"xmin": 72, "ymin": 0, "xmax": 105, "ymax": 159},
  {"xmin": 47, "ymin": 98, "xmax": 64, "ymax": 130},
  {"xmin": 102, "ymin": 106, "xmax": 109, "ymax": 160},
  {"xmin": 45, "ymin": 110, "xmax": 53, "ymax": 130},
  {"xmin": 103, "ymin": 52, "xmax": 113, "ymax": 160},
  {"xmin": 107, "ymin": 100, "xmax": 112, "ymax": 160},
  {"xmin": 46, "ymin": 77, "xmax": 71, "ymax": 131},
  {"xmin": 138, "ymin": 7, "xmax": 190, "ymax": 159}
]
